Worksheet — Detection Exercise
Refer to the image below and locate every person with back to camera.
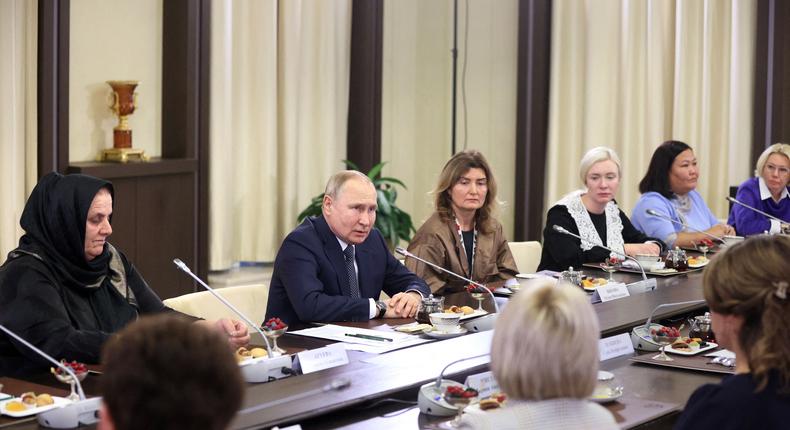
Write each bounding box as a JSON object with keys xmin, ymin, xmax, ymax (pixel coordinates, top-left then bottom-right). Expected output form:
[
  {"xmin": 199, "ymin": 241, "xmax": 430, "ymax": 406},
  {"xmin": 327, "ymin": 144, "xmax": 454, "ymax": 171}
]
[
  {"xmin": 0, "ymin": 173, "xmax": 249, "ymax": 376},
  {"xmin": 727, "ymin": 143, "xmax": 790, "ymax": 236},
  {"xmin": 631, "ymin": 140, "xmax": 735, "ymax": 249},
  {"xmin": 99, "ymin": 314, "xmax": 244, "ymax": 430},
  {"xmin": 406, "ymin": 150, "xmax": 519, "ymax": 309},
  {"xmin": 458, "ymin": 279, "xmax": 618, "ymax": 429},
  {"xmin": 538, "ymin": 146, "xmax": 664, "ymax": 272},
  {"xmin": 674, "ymin": 235, "xmax": 790, "ymax": 430}
]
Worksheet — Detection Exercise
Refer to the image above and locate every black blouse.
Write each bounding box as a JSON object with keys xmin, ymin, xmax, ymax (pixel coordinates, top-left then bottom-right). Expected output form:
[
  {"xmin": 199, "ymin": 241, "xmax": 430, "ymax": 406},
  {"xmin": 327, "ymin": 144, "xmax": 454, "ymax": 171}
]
[
  {"xmin": 537, "ymin": 204, "xmax": 663, "ymax": 272},
  {"xmin": 675, "ymin": 373, "xmax": 790, "ymax": 430}
]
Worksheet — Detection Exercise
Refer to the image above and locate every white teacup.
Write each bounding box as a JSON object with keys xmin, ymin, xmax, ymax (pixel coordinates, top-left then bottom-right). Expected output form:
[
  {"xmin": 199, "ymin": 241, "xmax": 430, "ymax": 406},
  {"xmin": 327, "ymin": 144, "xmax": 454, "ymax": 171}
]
[
  {"xmin": 429, "ymin": 312, "xmax": 461, "ymax": 333},
  {"xmin": 634, "ymin": 254, "xmax": 662, "ymax": 270}
]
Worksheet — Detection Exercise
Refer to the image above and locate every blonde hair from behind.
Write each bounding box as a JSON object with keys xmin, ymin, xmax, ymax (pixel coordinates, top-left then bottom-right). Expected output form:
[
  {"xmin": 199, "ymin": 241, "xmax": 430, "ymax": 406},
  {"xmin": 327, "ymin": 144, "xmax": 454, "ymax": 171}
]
[
  {"xmin": 703, "ymin": 235, "xmax": 790, "ymax": 393},
  {"xmin": 432, "ymin": 150, "xmax": 499, "ymax": 234},
  {"xmin": 754, "ymin": 143, "xmax": 790, "ymax": 177},
  {"xmin": 491, "ymin": 279, "xmax": 600, "ymax": 400}
]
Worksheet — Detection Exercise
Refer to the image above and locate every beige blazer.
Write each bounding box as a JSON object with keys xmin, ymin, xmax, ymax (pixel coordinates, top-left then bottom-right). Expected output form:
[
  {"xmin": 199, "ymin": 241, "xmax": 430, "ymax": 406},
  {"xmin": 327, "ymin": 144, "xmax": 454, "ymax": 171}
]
[{"xmin": 406, "ymin": 212, "xmax": 518, "ymax": 307}]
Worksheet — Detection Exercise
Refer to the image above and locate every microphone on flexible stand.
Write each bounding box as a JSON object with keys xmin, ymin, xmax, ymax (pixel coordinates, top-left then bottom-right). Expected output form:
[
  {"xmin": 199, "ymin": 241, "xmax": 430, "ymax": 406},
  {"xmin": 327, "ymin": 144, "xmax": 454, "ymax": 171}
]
[
  {"xmin": 395, "ymin": 247, "xmax": 499, "ymax": 314},
  {"xmin": 0, "ymin": 324, "xmax": 101, "ymax": 428},
  {"xmin": 645, "ymin": 209, "xmax": 726, "ymax": 244},
  {"xmin": 629, "ymin": 299, "xmax": 707, "ymax": 351},
  {"xmin": 726, "ymin": 196, "xmax": 788, "ymax": 226},
  {"xmin": 417, "ymin": 353, "xmax": 491, "ymax": 416},
  {"xmin": 173, "ymin": 258, "xmax": 292, "ymax": 382},
  {"xmin": 551, "ymin": 225, "xmax": 657, "ymax": 294}
]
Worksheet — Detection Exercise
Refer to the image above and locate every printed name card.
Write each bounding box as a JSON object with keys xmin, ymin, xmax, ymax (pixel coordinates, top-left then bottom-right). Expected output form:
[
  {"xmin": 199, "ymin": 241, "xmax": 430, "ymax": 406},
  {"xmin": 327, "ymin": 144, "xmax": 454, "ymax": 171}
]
[
  {"xmin": 297, "ymin": 343, "xmax": 349, "ymax": 374},
  {"xmin": 597, "ymin": 282, "xmax": 630, "ymax": 302},
  {"xmin": 599, "ymin": 333, "xmax": 635, "ymax": 361},
  {"xmin": 464, "ymin": 371, "xmax": 500, "ymax": 398}
]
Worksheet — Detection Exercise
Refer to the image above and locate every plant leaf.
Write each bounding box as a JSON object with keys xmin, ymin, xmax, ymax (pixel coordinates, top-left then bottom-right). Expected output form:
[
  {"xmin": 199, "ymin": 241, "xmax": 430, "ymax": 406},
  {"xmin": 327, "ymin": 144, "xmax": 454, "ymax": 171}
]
[
  {"xmin": 367, "ymin": 162, "xmax": 386, "ymax": 179},
  {"xmin": 342, "ymin": 159, "xmax": 360, "ymax": 171},
  {"xmin": 377, "ymin": 189, "xmax": 392, "ymax": 215},
  {"xmin": 376, "ymin": 176, "xmax": 407, "ymax": 189}
]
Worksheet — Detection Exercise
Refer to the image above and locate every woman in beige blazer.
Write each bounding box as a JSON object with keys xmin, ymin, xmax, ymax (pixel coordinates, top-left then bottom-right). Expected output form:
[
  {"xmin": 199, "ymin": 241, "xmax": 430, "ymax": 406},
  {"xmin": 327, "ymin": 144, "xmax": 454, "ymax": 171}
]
[{"xmin": 406, "ymin": 150, "xmax": 519, "ymax": 309}]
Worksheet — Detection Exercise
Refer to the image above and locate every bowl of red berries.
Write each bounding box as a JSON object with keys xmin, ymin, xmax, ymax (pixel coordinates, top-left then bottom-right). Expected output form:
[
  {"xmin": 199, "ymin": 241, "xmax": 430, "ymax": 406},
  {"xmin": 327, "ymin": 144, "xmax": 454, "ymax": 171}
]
[
  {"xmin": 443, "ymin": 385, "xmax": 479, "ymax": 425},
  {"xmin": 261, "ymin": 317, "xmax": 288, "ymax": 355},
  {"xmin": 650, "ymin": 326, "xmax": 680, "ymax": 361},
  {"xmin": 51, "ymin": 360, "xmax": 87, "ymax": 383}
]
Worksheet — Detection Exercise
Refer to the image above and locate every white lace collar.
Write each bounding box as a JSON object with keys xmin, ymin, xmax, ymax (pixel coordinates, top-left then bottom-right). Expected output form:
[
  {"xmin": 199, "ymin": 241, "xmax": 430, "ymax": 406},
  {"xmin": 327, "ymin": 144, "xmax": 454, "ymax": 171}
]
[{"xmin": 556, "ymin": 190, "xmax": 625, "ymax": 256}]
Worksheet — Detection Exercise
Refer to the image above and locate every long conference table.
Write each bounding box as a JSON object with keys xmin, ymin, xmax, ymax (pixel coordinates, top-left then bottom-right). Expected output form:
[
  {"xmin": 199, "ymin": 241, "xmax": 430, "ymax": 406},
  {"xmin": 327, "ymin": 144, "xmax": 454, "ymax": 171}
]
[{"xmin": 1, "ymin": 267, "xmax": 722, "ymax": 429}]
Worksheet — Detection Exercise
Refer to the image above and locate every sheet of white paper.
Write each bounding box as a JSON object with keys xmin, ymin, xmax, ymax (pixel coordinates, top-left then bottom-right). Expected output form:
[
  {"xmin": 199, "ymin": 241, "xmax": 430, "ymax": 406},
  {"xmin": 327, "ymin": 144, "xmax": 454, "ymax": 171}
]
[
  {"xmin": 290, "ymin": 324, "xmax": 431, "ymax": 354},
  {"xmin": 704, "ymin": 349, "xmax": 735, "ymax": 359}
]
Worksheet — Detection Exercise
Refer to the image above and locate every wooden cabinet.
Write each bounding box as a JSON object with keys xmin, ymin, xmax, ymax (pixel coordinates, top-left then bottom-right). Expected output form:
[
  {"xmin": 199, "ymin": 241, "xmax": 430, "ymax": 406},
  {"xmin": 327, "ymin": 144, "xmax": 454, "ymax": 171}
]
[{"xmin": 67, "ymin": 159, "xmax": 199, "ymax": 300}]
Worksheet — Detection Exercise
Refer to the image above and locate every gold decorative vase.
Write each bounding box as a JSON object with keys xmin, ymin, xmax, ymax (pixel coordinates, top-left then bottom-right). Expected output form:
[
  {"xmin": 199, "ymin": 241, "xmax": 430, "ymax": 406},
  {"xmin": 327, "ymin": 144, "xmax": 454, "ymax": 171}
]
[{"xmin": 99, "ymin": 80, "xmax": 149, "ymax": 163}]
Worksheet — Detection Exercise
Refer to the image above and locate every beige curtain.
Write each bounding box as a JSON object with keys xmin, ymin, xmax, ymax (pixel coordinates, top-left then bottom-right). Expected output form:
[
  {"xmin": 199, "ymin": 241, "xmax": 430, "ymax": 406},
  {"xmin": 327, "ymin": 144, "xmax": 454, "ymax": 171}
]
[
  {"xmin": 0, "ymin": 0, "xmax": 38, "ymax": 257},
  {"xmin": 381, "ymin": 0, "xmax": 519, "ymax": 238},
  {"xmin": 546, "ymin": 0, "xmax": 755, "ymax": 220},
  {"xmin": 209, "ymin": 0, "xmax": 351, "ymax": 270}
]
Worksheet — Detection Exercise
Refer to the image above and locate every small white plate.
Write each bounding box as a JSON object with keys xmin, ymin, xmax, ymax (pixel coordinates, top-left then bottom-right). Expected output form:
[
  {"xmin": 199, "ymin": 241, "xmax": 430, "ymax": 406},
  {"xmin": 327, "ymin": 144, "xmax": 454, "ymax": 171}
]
[
  {"xmin": 0, "ymin": 395, "xmax": 71, "ymax": 418},
  {"xmin": 589, "ymin": 387, "xmax": 623, "ymax": 403},
  {"xmin": 688, "ymin": 259, "xmax": 709, "ymax": 269},
  {"xmin": 666, "ymin": 341, "xmax": 718, "ymax": 356},
  {"xmin": 423, "ymin": 327, "xmax": 468, "ymax": 339}
]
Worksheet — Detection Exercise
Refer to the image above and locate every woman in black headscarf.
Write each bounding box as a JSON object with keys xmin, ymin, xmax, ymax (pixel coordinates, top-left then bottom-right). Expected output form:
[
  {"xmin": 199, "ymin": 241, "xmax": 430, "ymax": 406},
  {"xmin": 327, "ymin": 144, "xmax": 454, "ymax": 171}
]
[{"xmin": 0, "ymin": 173, "xmax": 249, "ymax": 376}]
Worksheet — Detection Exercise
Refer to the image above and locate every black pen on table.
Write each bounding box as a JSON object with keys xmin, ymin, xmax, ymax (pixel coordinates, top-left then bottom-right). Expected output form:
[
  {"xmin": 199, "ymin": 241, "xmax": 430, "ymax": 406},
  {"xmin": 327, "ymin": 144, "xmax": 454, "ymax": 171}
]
[{"xmin": 344, "ymin": 333, "xmax": 393, "ymax": 342}]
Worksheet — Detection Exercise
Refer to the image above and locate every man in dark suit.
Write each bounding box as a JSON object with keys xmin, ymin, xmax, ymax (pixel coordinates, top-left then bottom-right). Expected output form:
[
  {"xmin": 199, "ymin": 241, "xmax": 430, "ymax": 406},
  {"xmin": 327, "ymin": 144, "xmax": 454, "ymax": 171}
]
[{"xmin": 265, "ymin": 171, "xmax": 430, "ymax": 327}]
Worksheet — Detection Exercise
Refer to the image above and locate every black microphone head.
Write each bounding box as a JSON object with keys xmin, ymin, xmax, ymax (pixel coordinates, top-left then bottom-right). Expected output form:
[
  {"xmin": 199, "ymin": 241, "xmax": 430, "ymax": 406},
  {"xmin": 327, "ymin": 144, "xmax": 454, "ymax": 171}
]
[
  {"xmin": 552, "ymin": 225, "xmax": 567, "ymax": 234},
  {"xmin": 394, "ymin": 247, "xmax": 407, "ymax": 256},
  {"xmin": 646, "ymin": 209, "xmax": 659, "ymax": 216}
]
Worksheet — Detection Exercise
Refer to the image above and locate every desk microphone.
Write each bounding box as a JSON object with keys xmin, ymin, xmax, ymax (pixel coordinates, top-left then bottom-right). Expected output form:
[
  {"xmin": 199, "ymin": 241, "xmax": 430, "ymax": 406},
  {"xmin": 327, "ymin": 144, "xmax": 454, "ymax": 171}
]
[
  {"xmin": 726, "ymin": 196, "xmax": 788, "ymax": 224},
  {"xmin": 629, "ymin": 299, "xmax": 707, "ymax": 351},
  {"xmin": 395, "ymin": 247, "xmax": 499, "ymax": 313},
  {"xmin": 551, "ymin": 225, "xmax": 657, "ymax": 294},
  {"xmin": 173, "ymin": 258, "xmax": 292, "ymax": 383},
  {"xmin": 645, "ymin": 209, "xmax": 725, "ymax": 244},
  {"xmin": 417, "ymin": 353, "xmax": 490, "ymax": 416},
  {"xmin": 0, "ymin": 324, "xmax": 101, "ymax": 428}
]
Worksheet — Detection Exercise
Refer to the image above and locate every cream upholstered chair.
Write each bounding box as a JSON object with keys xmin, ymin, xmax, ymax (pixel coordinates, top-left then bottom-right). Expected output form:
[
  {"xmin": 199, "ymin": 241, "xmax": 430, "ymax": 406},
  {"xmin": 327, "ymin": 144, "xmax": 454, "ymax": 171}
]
[
  {"xmin": 163, "ymin": 284, "xmax": 269, "ymax": 328},
  {"xmin": 508, "ymin": 241, "xmax": 542, "ymax": 273}
]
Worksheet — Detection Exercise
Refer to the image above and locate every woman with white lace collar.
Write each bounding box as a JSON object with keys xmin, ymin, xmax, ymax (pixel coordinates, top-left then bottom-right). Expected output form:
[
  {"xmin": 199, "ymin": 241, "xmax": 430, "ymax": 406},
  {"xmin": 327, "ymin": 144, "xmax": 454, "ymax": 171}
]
[
  {"xmin": 631, "ymin": 140, "xmax": 735, "ymax": 248},
  {"xmin": 538, "ymin": 147, "xmax": 664, "ymax": 272}
]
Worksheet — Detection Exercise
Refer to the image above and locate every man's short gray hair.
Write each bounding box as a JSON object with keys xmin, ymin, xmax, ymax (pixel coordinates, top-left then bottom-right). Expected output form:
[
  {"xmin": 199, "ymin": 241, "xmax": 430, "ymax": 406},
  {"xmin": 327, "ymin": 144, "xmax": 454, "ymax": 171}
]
[{"xmin": 324, "ymin": 170, "xmax": 374, "ymax": 198}]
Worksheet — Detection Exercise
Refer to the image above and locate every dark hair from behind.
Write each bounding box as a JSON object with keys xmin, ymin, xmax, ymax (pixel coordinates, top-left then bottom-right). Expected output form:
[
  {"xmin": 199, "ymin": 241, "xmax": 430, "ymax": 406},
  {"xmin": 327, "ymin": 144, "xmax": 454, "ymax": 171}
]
[
  {"xmin": 702, "ymin": 235, "xmax": 790, "ymax": 394},
  {"xmin": 638, "ymin": 140, "xmax": 692, "ymax": 198},
  {"xmin": 100, "ymin": 315, "xmax": 244, "ymax": 430}
]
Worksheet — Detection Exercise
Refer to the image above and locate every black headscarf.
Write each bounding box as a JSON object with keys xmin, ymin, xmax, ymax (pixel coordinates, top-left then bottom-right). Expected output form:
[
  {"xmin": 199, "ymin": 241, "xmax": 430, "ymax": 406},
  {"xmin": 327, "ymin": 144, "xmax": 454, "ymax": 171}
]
[{"xmin": 16, "ymin": 172, "xmax": 115, "ymax": 289}]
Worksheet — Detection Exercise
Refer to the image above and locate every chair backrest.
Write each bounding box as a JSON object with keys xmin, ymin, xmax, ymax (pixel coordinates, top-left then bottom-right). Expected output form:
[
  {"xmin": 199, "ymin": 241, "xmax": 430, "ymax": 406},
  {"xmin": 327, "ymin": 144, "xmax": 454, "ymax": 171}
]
[
  {"xmin": 507, "ymin": 241, "xmax": 542, "ymax": 274},
  {"xmin": 163, "ymin": 283, "xmax": 269, "ymax": 328}
]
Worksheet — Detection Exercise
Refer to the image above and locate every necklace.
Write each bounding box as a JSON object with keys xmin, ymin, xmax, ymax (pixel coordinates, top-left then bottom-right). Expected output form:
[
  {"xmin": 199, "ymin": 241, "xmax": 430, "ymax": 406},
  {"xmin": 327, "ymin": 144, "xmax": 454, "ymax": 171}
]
[{"xmin": 454, "ymin": 216, "xmax": 477, "ymax": 277}]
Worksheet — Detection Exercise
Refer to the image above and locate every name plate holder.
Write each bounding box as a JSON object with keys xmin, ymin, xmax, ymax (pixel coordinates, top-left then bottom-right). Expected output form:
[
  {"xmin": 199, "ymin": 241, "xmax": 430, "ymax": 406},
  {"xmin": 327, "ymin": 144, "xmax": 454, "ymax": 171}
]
[
  {"xmin": 296, "ymin": 343, "xmax": 349, "ymax": 374},
  {"xmin": 592, "ymin": 282, "xmax": 630, "ymax": 302},
  {"xmin": 599, "ymin": 333, "xmax": 635, "ymax": 361},
  {"xmin": 464, "ymin": 371, "xmax": 500, "ymax": 398}
]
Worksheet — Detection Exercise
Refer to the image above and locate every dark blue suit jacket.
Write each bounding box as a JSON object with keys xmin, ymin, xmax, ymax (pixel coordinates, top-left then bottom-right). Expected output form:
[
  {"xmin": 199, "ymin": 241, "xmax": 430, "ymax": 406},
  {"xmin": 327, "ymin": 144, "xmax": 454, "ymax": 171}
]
[{"xmin": 265, "ymin": 216, "xmax": 429, "ymax": 327}]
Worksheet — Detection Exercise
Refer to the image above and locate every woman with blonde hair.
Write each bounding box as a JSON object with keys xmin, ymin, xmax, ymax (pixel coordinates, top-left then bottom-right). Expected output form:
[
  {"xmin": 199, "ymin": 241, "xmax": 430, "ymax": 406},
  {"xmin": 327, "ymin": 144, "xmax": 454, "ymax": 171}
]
[
  {"xmin": 406, "ymin": 150, "xmax": 518, "ymax": 307},
  {"xmin": 459, "ymin": 280, "xmax": 617, "ymax": 429},
  {"xmin": 727, "ymin": 143, "xmax": 790, "ymax": 236},
  {"xmin": 538, "ymin": 146, "xmax": 664, "ymax": 272},
  {"xmin": 675, "ymin": 235, "xmax": 790, "ymax": 429}
]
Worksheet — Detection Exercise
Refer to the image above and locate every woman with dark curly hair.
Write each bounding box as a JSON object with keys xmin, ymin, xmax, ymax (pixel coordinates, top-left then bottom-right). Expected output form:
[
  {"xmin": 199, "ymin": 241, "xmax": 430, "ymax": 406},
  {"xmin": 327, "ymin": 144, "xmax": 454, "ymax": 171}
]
[{"xmin": 675, "ymin": 235, "xmax": 790, "ymax": 429}]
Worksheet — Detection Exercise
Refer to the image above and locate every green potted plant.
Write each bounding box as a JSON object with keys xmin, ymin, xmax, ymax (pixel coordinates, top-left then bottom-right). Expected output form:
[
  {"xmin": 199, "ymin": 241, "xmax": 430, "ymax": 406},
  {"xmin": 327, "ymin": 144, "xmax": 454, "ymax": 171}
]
[{"xmin": 296, "ymin": 160, "xmax": 416, "ymax": 249}]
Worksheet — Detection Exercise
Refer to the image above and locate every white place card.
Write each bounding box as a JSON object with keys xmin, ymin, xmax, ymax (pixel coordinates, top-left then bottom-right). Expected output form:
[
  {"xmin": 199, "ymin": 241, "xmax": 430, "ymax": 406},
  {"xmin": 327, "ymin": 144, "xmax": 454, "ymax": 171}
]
[
  {"xmin": 599, "ymin": 333, "xmax": 635, "ymax": 361},
  {"xmin": 464, "ymin": 371, "xmax": 500, "ymax": 398},
  {"xmin": 297, "ymin": 343, "xmax": 349, "ymax": 374},
  {"xmin": 597, "ymin": 282, "xmax": 630, "ymax": 302}
]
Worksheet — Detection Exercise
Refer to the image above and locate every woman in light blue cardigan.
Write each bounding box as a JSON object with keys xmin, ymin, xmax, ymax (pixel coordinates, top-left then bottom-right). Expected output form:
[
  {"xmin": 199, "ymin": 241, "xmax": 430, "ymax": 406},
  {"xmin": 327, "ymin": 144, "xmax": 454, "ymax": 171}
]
[{"xmin": 631, "ymin": 141, "xmax": 734, "ymax": 248}]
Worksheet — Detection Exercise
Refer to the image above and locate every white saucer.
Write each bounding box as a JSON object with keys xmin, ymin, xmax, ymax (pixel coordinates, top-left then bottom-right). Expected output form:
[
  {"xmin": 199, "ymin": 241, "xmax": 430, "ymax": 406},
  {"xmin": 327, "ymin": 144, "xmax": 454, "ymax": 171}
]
[{"xmin": 423, "ymin": 327, "xmax": 468, "ymax": 339}]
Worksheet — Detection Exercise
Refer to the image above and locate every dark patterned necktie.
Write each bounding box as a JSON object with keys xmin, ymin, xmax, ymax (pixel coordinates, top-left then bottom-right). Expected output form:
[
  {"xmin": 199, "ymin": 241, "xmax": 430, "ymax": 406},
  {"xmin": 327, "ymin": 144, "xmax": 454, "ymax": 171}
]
[{"xmin": 343, "ymin": 245, "xmax": 361, "ymax": 298}]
